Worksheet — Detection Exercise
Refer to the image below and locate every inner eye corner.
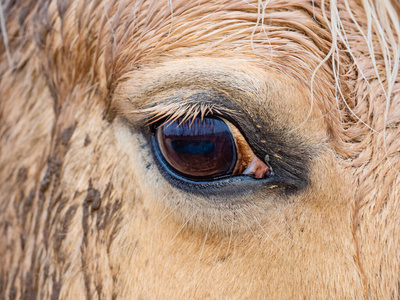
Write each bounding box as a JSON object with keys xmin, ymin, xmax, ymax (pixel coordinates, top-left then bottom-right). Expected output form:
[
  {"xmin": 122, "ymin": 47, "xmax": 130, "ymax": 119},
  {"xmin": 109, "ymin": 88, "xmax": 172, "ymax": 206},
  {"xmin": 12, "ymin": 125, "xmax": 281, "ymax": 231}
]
[{"xmin": 152, "ymin": 115, "xmax": 273, "ymax": 182}]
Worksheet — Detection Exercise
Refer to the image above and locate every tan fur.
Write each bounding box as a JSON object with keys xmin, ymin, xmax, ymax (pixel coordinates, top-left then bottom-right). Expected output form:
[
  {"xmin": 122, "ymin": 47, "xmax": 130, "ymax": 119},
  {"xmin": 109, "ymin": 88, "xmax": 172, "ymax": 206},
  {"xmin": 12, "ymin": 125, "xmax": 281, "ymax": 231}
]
[{"xmin": 1, "ymin": 0, "xmax": 399, "ymax": 298}]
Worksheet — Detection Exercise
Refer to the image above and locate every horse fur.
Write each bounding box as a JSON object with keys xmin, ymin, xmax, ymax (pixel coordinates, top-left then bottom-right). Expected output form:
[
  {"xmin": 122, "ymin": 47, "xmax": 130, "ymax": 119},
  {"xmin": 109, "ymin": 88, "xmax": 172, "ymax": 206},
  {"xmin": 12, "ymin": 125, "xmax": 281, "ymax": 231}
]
[{"xmin": 1, "ymin": 0, "xmax": 400, "ymax": 298}]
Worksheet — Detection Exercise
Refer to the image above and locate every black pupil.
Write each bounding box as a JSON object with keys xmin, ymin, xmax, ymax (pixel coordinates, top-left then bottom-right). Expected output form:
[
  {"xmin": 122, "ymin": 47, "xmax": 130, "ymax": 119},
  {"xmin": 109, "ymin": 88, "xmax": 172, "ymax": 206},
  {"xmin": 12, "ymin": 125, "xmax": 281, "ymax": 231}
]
[{"xmin": 156, "ymin": 117, "xmax": 236, "ymax": 179}]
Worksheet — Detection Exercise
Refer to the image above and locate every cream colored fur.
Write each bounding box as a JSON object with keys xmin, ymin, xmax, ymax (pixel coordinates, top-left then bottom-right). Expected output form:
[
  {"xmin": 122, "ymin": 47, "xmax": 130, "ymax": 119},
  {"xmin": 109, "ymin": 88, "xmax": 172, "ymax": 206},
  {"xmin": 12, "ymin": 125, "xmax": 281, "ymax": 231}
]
[{"xmin": 0, "ymin": 0, "xmax": 399, "ymax": 298}]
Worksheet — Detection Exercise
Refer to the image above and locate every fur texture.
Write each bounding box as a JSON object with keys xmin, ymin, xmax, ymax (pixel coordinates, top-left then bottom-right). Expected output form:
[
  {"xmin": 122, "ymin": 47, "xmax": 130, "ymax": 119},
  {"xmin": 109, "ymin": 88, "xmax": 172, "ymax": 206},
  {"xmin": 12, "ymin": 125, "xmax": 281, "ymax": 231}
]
[{"xmin": 0, "ymin": 0, "xmax": 400, "ymax": 298}]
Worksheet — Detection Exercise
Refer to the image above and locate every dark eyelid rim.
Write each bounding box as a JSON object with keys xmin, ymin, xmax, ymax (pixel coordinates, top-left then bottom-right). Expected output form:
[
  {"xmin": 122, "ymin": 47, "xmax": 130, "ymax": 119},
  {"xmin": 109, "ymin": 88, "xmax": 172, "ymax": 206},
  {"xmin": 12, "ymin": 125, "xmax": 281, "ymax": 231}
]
[
  {"xmin": 150, "ymin": 129, "xmax": 300, "ymax": 197},
  {"xmin": 135, "ymin": 105, "xmax": 308, "ymax": 201}
]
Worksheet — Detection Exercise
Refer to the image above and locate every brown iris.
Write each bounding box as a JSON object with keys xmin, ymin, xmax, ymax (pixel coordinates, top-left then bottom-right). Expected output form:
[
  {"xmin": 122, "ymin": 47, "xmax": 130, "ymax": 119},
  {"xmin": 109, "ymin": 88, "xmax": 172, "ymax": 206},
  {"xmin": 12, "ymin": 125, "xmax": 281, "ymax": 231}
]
[
  {"xmin": 156, "ymin": 117, "xmax": 271, "ymax": 180},
  {"xmin": 157, "ymin": 117, "xmax": 236, "ymax": 179}
]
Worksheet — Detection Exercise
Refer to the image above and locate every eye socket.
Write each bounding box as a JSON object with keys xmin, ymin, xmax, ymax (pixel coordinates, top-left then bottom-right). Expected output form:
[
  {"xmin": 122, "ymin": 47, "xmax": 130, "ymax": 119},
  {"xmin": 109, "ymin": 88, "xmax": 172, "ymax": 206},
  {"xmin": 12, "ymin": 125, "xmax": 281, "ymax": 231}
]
[{"xmin": 155, "ymin": 116, "xmax": 271, "ymax": 181}]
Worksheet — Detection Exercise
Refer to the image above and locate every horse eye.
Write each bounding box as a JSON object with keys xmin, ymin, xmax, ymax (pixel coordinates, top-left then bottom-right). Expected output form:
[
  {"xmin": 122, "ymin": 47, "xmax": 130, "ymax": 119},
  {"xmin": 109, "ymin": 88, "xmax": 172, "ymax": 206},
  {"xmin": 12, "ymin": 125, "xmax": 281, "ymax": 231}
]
[{"xmin": 155, "ymin": 117, "xmax": 271, "ymax": 180}]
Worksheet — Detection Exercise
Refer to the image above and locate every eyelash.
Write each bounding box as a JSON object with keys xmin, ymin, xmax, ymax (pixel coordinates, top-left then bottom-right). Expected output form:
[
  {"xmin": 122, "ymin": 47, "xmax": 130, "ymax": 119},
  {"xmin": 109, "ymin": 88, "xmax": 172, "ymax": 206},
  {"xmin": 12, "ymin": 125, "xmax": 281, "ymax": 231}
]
[{"xmin": 138, "ymin": 101, "xmax": 239, "ymax": 128}]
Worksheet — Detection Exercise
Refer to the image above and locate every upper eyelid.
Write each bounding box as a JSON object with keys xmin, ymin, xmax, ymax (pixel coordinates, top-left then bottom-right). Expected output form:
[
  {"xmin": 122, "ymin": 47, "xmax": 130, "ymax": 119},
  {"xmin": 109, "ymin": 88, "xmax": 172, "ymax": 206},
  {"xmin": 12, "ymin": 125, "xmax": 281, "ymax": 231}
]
[
  {"xmin": 113, "ymin": 58, "xmax": 265, "ymax": 100},
  {"xmin": 111, "ymin": 58, "xmax": 271, "ymax": 123}
]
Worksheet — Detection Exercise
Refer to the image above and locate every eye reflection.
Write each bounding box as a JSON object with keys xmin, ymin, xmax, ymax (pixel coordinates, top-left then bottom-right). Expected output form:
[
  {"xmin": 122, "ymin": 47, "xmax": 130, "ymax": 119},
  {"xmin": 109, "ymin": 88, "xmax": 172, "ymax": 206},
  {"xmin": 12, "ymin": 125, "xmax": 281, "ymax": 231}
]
[
  {"xmin": 157, "ymin": 117, "xmax": 236, "ymax": 179},
  {"xmin": 155, "ymin": 116, "xmax": 272, "ymax": 180}
]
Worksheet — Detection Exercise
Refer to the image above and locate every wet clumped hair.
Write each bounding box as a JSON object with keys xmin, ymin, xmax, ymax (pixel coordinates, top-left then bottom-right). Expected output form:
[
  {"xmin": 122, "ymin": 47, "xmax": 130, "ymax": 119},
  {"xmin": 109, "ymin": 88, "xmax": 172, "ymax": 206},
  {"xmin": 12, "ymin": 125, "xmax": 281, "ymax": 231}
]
[{"xmin": 0, "ymin": 0, "xmax": 400, "ymax": 299}]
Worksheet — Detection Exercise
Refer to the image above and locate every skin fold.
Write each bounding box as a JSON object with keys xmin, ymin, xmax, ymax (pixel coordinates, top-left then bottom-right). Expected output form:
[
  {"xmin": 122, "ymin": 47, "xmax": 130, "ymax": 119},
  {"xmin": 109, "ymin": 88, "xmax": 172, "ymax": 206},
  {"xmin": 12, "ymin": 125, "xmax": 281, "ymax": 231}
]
[{"xmin": 0, "ymin": 0, "xmax": 399, "ymax": 298}]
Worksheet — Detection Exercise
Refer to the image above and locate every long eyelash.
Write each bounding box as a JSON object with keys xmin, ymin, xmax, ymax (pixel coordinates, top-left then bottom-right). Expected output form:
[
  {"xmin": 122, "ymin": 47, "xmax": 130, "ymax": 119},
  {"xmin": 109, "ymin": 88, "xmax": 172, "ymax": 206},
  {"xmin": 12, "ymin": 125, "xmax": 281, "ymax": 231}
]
[{"xmin": 122, "ymin": 101, "xmax": 239, "ymax": 126}]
